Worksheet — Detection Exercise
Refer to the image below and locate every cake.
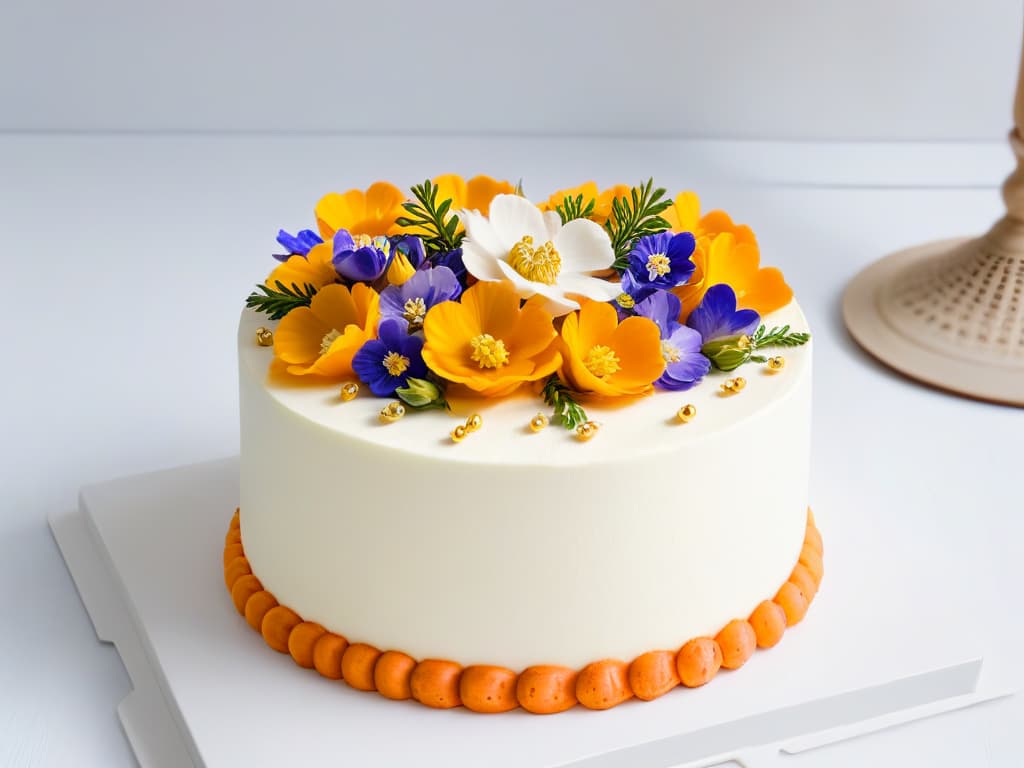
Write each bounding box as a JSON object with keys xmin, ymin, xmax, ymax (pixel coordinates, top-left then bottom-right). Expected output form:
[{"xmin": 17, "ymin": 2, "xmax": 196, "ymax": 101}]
[{"xmin": 225, "ymin": 176, "xmax": 820, "ymax": 714}]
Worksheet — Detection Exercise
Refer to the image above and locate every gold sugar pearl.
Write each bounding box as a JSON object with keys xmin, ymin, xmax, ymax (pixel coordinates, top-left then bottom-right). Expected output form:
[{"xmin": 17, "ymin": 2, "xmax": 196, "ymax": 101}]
[
  {"xmin": 465, "ymin": 414, "xmax": 483, "ymax": 433},
  {"xmin": 767, "ymin": 356, "xmax": 785, "ymax": 371},
  {"xmin": 575, "ymin": 421, "xmax": 599, "ymax": 441},
  {"xmin": 733, "ymin": 376, "xmax": 746, "ymax": 391},
  {"xmin": 720, "ymin": 379, "xmax": 738, "ymax": 394},
  {"xmin": 255, "ymin": 327, "xmax": 274, "ymax": 347},
  {"xmin": 340, "ymin": 382, "xmax": 359, "ymax": 401},
  {"xmin": 378, "ymin": 401, "xmax": 405, "ymax": 423},
  {"xmin": 529, "ymin": 413, "xmax": 549, "ymax": 433},
  {"xmin": 677, "ymin": 404, "xmax": 697, "ymax": 423},
  {"xmin": 451, "ymin": 424, "xmax": 468, "ymax": 443}
]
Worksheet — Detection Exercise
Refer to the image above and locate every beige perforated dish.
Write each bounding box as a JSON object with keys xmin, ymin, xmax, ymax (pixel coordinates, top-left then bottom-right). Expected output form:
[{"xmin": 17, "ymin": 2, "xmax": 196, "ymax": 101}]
[{"xmin": 843, "ymin": 227, "xmax": 1024, "ymax": 406}]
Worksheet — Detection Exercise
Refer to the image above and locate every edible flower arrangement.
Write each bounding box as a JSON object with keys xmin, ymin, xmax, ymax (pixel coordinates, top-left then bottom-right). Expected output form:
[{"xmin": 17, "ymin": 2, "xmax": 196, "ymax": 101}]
[{"xmin": 247, "ymin": 176, "xmax": 809, "ymax": 431}]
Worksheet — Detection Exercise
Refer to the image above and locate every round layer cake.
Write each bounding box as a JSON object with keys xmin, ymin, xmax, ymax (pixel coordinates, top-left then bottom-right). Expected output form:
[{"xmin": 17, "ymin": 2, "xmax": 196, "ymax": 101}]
[{"xmin": 236, "ymin": 299, "xmax": 812, "ymax": 672}]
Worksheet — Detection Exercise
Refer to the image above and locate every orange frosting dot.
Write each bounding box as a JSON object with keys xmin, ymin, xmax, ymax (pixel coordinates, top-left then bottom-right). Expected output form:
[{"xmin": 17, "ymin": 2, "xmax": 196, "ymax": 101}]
[
  {"xmin": 628, "ymin": 650, "xmax": 680, "ymax": 701},
  {"xmin": 222, "ymin": 543, "xmax": 245, "ymax": 566},
  {"xmin": 789, "ymin": 562, "xmax": 819, "ymax": 600},
  {"xmin": 312, "ymin": 633, "xmax": 348, "ymax": 680},
  {"xmin": 460, "ymin": 665, "xmax": 519, "ymax": 713},
  {"xmin": 775, "ymin": 582, "xmax": 810, "ymax": 626},
  {"xmin": 375, "ymin": 651, "xmax": 417, "ymax": 700},
  {"xmin": 676, "ymin": 637, "xmax": 722, "ymax": 688},
  {"xmin": 517, "ymin": 665, "xmax": 578, "ymax": 714},
  {"xmin": 342, "ymin": 643, "xmax": 382, "ymax": 692},
  {"xmin": 223, "ymin": 556, "xmax": 251, "ymax": 592},
  {"xmin": 576, "ymin": 659, "xmax": 633, "ymax": 710},
  {"xmin": 230, "ymin": 574, "xmax": 263, "ymax": 616},
  {"xmin": 715, "ymin": 620, "xmax": 757, "ymax": 670},
  {"xmin": 799, "ymin": 546, "xmax": 824, "ymax": 584},
  {"xmin": 261, "ymin": 605, "xmax": 302, "ymax": 653},
  {"xmin": 805, "ymin": 524, "xmax": 823, "ymax": 556},
  {"xmin": 244, "ymin": 590, "xmax": 278, "ymax": 631},
  {"xmin": 411, "ymin": 659, "xmax": 463, "ymax": 709},
  {"xmin": 287, "ymin": 622, "xmax": 326, "ymax": 669},
  {"xmin": 749, "ymin": 600, "xmax": 787, "ymax": 648}
]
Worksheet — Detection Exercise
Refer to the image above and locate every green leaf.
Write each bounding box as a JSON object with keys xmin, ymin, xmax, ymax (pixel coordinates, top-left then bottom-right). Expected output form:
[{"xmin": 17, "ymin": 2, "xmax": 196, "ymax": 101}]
[
  {"xmin": 402, "ymin": 180, "xmax": 463, "ymax": 256},
  {"xmin": 540, "ymin": 375, "xmax": 589, "ymax": 430},
  {"xmin": 245, "ymin": 281, "xmax": 317, "ymax": 320},
  {"xmin": 605, "ymin": 178, "xmax": 673, "ymax": 270}
]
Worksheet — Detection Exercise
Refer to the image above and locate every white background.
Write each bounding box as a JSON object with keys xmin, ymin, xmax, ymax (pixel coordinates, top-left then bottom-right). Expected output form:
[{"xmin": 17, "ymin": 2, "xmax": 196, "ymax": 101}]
[
  {"xmin": 2, "ymin": 1, "xmax": 1024, "ymax": 766},
  {"xmin": 1, "ymin": 0, "xmax": 1021, "ymax": 139}
]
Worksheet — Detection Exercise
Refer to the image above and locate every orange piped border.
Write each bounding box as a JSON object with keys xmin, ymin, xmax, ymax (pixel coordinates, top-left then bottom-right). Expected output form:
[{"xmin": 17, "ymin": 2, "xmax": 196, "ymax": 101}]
[{"xmin": 223, "ymin": 508, "xmax": 823, "ymax": 714}]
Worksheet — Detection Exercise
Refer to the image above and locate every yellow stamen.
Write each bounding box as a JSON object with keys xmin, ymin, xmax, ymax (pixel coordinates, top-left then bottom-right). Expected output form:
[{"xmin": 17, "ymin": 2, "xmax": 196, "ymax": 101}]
[
  {"xmin": 645, "ymin": 253, "xmax": 671, "ymax": 279},
  {"xmin": 382, "ymin": 351, "xmax": 410, "ymax": 376},
  {"xmin": 508, "ymin": 234, "xmax": 561, "ymax": 285},
  {"xmin": 615, "ymin": 293, "xmax": 635, "ymax": 310},
  {"xmin": 470, "ymin": 333, "xmax": 510, "ymax": 368},
  {"xmin": 583, "ymin": 344, "xmax": 621, "ymax": 378},
  {"xmin": 403, "ymin": 297, "xmax": 427, "ymax": 326},
  {"xmin": 353, "ymin": 233, "xmax": 373, "ymax": 248},
  {"xmin": 661, "ymin": 340, "xmax": 682, "ymax": 364},
  {"xmin": 320, "ymin": 329, "xmax": 341, "ymax": 356}
]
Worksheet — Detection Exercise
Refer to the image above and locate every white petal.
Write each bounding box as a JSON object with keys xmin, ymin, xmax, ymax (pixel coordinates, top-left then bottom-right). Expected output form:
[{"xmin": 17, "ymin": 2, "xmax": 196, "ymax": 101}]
[
  {"xmin": 488, "ymin": 194, "xmax": 548, "ymax": 249},
  {"xmin": 553, "ymin": 218, "xmax": 615, "ymax": 273},
  {"xmin": 461, "ymin": 240, "xmax": 504, "ymax": 281},
  {"xmin": 529, "ymin": 282, "xmax": 581, "ymax": 316},
  {"xmin": 542, "ymin": 210, "xmax": 562, "ymax": 239},
  {"xmin": 495, "ymin": 258, "xmax": 540, "ymax": 299},
  {"xmin": 557, "ymin": 274, "xmax": 623, "ymax": 302},
  {"xmin": 462, "ymin": 209, "xmax": 505, "ymax": 259}
]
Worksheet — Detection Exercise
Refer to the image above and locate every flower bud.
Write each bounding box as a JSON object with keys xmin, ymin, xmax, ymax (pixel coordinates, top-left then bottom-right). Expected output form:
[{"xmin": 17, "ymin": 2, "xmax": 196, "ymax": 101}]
[
  {"xmin": 395, "ymin": 377, "xmax": 445, "ymax": 409},
  {"xmin": 701, "ymin": 335, "xmax": 752, "ymax": 371}
]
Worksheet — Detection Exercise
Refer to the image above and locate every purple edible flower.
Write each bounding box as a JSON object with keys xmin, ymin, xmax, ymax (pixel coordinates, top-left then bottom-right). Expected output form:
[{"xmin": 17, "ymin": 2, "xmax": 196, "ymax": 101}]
[
  {"xmin": 380, "ymin": 266, "xmax": 462, "ymax": 330},
  {"xmin": 635, "ymin": 290, "xmax": 711, "ymax": 391},
  {"xmin": 686, "ymin": 284, "xmax": 760, "ymax": 342},
  {"xmin": 352, "ymin": 318, "xmax": 428, "ymax": 397},
  {"xmin": 390, "ymin": 235, "xmax": 426, "ymax": 270},
  {"xmin": 273, "ymin": 229, "xmax": 323, "ymax": 261},
  {"xmin": 430, "ymin": 247, "xmax": 468, "ymax": 288},
  {"xmin": 622, "ymin": 232, "xmax": 696, "ymax": 300},
  {"xmin": 332, "ymin": 229, "xmax": 391, "ymax": 282}
]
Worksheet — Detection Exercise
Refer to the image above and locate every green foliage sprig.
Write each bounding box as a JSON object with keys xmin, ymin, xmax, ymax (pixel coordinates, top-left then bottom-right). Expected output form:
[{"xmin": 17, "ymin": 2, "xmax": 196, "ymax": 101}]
[
  {"xmin": 556, "ymin": 194, "xmax": 596, "ymax": 224},
  {"xmin": 394, "ymin": 180, "xmax": 462, "ymax": 255},
  {"xmin": 751, "ymin": 324, "xmax": 812, "ymax": 348},
  {"xmin": 245, "ymin": 281, "xmax": 317, "ymax": 320},
  {"xmin": 541, "ymin": 375, "xmax": 589, "ymax": 430},
  {"xmin": 606, "ymin": 179, "xmax": 673, "ymax": 271}
]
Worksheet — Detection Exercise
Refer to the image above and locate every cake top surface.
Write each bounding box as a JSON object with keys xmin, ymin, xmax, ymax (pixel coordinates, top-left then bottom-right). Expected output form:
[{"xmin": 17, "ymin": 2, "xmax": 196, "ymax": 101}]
[{"xmin": 241, "ymin": 175, "xmax": 811, "ymax": 462}]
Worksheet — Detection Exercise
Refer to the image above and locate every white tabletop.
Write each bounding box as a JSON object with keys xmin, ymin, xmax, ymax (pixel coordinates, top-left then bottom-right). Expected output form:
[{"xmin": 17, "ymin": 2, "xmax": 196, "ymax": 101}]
[{"xmin": 1, "ymin": 134, "xmax": 1021, "ymax": 767}]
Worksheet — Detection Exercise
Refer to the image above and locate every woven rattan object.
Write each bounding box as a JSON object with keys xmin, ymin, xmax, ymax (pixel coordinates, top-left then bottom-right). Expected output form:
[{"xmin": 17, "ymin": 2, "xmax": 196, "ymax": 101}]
[{"xmin": 844, "ymin": 37, "xmax": 1024, "ymax": 406}]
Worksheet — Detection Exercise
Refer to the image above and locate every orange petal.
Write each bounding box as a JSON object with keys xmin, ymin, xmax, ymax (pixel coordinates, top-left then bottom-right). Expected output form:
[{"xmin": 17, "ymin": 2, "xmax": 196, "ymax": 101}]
[
  {"xmin": 431, "ymin": 174, "xmax": 469, "ymax": 210},
  {"xmin": 608, "ymin": 316, "xmax": 665, "ymax": 390},
  {"xmin": 664, "ymin": 191, "xmax": 701, "ymax": 233},
  {"xmin": 364, "ymin": 181, "xmax": 405, "ymax": 221},
  {"xmin": 465, "ymin": 175, "xmax": 515, "ymax": 215},
  {"xmin": 315, "ymin": 189, "xmax": 366, "ymax": 239},
  {"xmin": 309, "ymin": 283, "xmax": 359, "ymax": 331},
  {"xmin": 738, "ymin": 266, "xmax": 793, "ymax": 315},
  {"xmin": 274, "ymin": 306, "xmax": 328, "ymax": 365}
]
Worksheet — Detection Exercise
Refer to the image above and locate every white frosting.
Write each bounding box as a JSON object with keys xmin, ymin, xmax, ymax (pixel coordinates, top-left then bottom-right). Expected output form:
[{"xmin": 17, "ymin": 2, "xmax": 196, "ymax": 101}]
[{"xmin": 238, "ymin": 301, "xmax": 812, "ymax": 669}]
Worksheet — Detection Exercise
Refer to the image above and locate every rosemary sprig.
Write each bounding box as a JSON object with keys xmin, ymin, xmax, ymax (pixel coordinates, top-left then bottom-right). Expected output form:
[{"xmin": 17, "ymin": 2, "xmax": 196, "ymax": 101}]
[
  {"xmin": 245, "ymin": 281, "xmax": 317, "ymax": 320},
  {"xmin": 606, "ymin": 179, "xmax": 673, "ymax": 270},
  {"xmin": 541, "ymin": 375, "xmax": 589, "ymax": 430},
  {"xmin": 751, "ymin": 324, "xmax": 812, "ymax": 348},
  {"xmin": 555, "ymin": 193, "xmax": 596, "ymax": 224},
  {"xmin": 394, "ymin": 180, "xmax": 462, "ymax": 255}
]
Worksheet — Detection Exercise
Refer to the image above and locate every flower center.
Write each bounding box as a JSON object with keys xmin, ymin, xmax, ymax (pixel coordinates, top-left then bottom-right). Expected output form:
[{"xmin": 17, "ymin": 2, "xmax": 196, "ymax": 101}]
[
  {"xmin": 615, "ymin": 292, "xmax": 635, "ymax": 310},
  {"xmin": 320, "ymin": 329, "xmax": 341, "ymax": 356},
  {"xmin": 661, "ymin": 340, "xmax": 682, "ymax": 364},
  {"xmin": 382, "ymin": 351, "xmax": 411, "ymax": 376},
  {"xmin": 403, "ymin": 297, "xmax": 427, "ymax": 327},
  {"xmin": 352, "ymin": 233, "xmax": 374, "ymax": 248},
  {"xmin": 583, "ymin": 344, "xmax": 621, "ymax": 378},
  {"xmin": 469, "ymin": 333, "xmax": 510, "ymax": 369},
  {"xmin": 508, "ymin": 235, "xmax": 561, "ymax": 285},
  {"xmin": 645, "ymin": 253, "xmax": 671, "ymax": 280}
]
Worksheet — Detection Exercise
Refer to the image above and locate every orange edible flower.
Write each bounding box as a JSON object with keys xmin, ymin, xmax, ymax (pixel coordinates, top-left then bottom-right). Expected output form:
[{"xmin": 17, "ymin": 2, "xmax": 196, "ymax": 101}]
[
  {"xmin": 264, "ymin": 242, "xmax": 338, "ymax": 293},
  {"xmin": 273, "ymin": 283, "xmax": 380, "ymax": 378},
  {"xmin": 559, "ymin": 300, "xmax": 665, "ymax": 397},
  {"xmin": 539, "ymin": 182, "xmax": 631, "ymax": 226},
  {"xmin": 315, "ymin": 181, "xmax": 406, "ymax": 240},
  {"xmin": 664, "ymin": 191, "xmax": 792, "ymax": 320},
  {"xmin": 421, "ymin": 281, "xmax": 562, "ymax": 397}
]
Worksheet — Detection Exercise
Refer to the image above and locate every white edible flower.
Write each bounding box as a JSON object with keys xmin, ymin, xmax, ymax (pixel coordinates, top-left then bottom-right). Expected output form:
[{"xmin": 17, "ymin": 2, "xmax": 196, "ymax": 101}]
[{"xmin": 460, "ymin": 194, "xmax": 621, "ymax": 316}]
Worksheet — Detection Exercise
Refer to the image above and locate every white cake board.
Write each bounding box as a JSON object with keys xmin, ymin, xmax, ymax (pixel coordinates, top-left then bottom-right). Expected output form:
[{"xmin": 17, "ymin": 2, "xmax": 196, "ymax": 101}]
[{"xmin": 50, "ymin": 459, "xmax": 1012, "ymax": 768}]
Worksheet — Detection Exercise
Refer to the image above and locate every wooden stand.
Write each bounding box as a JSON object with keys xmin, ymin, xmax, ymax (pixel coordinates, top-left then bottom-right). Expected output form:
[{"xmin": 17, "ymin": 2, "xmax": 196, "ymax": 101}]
[{"xmin": 843, "ymin": 34, "xmax": 1024, "ymax": 406}]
